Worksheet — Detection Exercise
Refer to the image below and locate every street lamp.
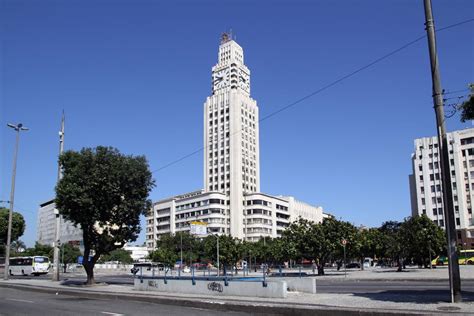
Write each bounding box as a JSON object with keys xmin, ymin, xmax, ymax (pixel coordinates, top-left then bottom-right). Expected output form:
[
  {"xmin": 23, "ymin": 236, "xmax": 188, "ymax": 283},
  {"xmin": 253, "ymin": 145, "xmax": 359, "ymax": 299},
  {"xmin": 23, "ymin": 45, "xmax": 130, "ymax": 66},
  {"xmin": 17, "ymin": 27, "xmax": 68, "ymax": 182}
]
[
  {"xmin": 4, "ymin": 123, "xmax": 28, "ymax": 280},
  {"xmin": 208, "ymin": 230, "xmax": 220, "ymax": 276}
]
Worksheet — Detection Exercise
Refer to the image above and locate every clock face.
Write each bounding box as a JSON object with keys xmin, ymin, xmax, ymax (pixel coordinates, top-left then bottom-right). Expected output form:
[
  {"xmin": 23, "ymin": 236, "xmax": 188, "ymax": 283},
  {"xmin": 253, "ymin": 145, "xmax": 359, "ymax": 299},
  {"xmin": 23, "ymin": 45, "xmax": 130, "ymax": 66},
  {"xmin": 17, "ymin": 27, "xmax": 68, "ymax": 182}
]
[{"xmin": 213, "ymin": 68, "xmax": 229, "ymax": 90}]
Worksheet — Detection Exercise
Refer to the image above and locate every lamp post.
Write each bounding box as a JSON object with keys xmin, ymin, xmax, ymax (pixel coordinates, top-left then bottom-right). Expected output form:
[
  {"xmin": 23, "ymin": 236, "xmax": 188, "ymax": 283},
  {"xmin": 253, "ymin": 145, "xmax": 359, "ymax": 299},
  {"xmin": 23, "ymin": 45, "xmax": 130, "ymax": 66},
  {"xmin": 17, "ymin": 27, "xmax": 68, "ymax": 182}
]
[
  {"xmin": 52, "ymin": 113, "xmax": 65, "ymax": 281},
  {"xmin": 4, "ymin": 123, "xmax": 28, "ymax": 280},
  {"xmin": 208, "ymin": 231, "xmax": 220, "ymax": 276}
]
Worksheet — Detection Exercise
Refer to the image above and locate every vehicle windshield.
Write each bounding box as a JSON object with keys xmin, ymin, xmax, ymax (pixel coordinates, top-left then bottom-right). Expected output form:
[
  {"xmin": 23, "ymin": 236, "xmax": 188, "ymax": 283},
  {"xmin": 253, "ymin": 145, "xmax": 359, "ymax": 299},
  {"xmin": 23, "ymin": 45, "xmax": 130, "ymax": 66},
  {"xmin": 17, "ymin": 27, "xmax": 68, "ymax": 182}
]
[{"xmin": 34, "ymin": 257, "xmax": 49, "ymax": 263}]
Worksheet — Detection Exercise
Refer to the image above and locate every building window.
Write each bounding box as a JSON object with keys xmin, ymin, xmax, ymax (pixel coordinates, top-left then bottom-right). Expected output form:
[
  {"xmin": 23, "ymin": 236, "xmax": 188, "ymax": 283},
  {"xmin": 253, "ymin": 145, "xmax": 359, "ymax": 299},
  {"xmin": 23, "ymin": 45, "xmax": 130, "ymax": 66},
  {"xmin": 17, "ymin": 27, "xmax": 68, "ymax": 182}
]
[{"xmin": 456, "ymin": 218, "xmax": 461, "ymax": 226}]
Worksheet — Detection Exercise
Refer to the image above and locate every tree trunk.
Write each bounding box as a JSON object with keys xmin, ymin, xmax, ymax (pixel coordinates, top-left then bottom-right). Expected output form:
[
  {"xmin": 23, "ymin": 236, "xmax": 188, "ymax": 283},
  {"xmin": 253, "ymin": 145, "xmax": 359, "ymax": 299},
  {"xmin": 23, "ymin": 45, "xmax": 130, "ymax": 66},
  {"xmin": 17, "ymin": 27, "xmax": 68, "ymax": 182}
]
[
  {"xmin": 360, "ymin": 257, "xmax": 365, "ymax": 271},
  {"xmin": 396, "ymin": 258, "xmax": 403, "ymax": 272},
  {"xmin": 317, "ymin": 264, "xmax": 325, "ymax": 276},
  {"xmin": 83, "ymin": 247, "xmax": 95, "ymax": 285}
]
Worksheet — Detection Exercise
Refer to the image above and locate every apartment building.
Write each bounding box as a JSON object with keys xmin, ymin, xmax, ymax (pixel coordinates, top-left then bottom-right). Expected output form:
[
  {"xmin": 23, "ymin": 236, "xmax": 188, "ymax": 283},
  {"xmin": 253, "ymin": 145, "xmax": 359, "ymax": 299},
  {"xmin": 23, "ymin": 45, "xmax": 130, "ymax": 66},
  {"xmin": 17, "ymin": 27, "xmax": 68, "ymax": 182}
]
[{"xmin": 410, "ymin": 128, "xmax": 474, "ymax": 249}]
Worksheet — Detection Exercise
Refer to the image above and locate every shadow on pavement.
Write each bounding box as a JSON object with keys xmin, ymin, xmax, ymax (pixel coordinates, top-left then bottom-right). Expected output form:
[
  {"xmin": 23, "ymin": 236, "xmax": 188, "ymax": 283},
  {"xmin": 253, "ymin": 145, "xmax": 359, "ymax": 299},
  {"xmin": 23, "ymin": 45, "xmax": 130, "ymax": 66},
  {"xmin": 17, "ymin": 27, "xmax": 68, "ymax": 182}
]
[{"xmin": 353, "ymin": 290, "xmax": 474, "ymax": 304}]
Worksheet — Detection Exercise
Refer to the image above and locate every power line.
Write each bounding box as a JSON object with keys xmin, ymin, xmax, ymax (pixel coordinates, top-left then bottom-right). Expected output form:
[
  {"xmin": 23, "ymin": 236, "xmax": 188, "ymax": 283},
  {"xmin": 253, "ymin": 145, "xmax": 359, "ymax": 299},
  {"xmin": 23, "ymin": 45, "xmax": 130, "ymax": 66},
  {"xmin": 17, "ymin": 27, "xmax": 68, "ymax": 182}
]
[
  {"xmin": 443, "ymin": 88, "xmax": 470, "ymax": 95},
  {"xmin": 152, "ymin": 17, "xmax": 474, "ymax": 174}
]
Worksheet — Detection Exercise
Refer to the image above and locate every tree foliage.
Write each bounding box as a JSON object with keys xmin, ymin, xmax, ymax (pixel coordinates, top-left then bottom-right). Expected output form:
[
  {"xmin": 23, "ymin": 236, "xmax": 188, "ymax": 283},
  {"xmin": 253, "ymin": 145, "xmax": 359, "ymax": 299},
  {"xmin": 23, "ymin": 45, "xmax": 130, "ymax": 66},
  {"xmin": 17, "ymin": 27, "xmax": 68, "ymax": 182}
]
[
  {"xmin": 399, "ymin": 215, "xmax": 446, "ymax": 267},
  {"xmin": 60, "ymin": 243, "xmax": 82, "ymax": 265},
  {"xmin": 0, "ymin": 207, "xmax": 26, "ymax": 254},
  {"xmin": 99, "ymin": 248, "xmax": 133, "ymax": 264},
  {"xmin": 459, "ymin": 84, "xmax": 474, "ymax": 122},
  {"xmin": 55, "ymin": 146, "xmax": 154, "ymax": 284},
  {"xmin": 22, "ymin": 242, "xmax": 53, "ymax": 257}
]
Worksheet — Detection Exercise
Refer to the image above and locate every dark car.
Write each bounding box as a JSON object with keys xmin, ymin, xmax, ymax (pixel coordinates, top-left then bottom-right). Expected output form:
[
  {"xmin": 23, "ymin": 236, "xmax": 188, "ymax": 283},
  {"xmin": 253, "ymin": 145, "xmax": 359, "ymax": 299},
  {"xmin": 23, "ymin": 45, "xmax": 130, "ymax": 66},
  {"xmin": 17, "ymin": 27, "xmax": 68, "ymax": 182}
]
[{"xmin": 345, "ymin": 262, "xmax": 361, "ymax": 269}]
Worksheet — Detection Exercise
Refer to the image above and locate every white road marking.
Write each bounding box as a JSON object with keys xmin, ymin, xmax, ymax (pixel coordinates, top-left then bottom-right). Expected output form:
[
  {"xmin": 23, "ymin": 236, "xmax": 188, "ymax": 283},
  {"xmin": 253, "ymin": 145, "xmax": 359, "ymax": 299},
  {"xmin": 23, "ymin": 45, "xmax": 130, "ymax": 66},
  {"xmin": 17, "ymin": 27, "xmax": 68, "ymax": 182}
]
[
  {"xmin": 5, "ymin": 298, "xmax": 34, "ymax": 303},
  {"xmin": 100, "ymin": 312, "xmax": 124, "ymax": 316}
]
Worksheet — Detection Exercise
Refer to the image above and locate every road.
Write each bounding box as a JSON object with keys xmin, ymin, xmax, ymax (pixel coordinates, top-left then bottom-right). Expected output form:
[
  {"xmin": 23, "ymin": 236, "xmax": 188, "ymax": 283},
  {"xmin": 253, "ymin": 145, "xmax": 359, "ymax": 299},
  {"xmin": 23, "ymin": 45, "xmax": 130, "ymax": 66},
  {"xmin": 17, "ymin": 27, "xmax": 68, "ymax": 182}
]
[{"xmin": 0, "ymin": 287, "xmax": 250, "ymax": 316}]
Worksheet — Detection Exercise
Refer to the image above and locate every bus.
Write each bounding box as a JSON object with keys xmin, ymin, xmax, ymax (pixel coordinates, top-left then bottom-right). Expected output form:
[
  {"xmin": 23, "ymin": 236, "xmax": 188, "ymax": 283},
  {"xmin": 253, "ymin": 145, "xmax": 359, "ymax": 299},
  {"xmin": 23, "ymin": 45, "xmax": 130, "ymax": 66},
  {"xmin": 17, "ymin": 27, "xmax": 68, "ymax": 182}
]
[
  {"xmin": 432, "ymin": 250, "xmax": 474, "ymax": 266},
  {"xmin": 9, "ymin": 256, "xmax": 50, "ymax": 276}
]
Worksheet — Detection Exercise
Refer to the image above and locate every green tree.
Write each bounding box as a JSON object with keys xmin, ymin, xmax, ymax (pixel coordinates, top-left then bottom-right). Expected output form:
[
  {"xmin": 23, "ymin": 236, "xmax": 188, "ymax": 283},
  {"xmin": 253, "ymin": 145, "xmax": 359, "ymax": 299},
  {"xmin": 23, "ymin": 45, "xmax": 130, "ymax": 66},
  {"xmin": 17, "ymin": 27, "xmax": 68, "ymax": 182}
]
[
  {"xmin": 400, "ymin": 215, "xmax": 446, "ymax": 268},
  {"xmin": 203, "ymin": 235, "xmax": 242, "ymax": 273},
  {"xmin": 0, "ymin": 207, "xmax": 26, "ymax": 255},
  {"xmin": 459, "ymin": 84, "xmax": 474, "ymax": 122},
  {"xmin": 10, "ymin": 239, "xmax": 26, "ymax": 256},
  {"xmin": 355, "ymin": 228, "xmax": 385, "ymax": 270},
  {"xmin": 148, "ymin": 248, "xmax": 178, "ymax": 267},
  {"xmin": 379, "ymin": 221, "xmax": 405, "ymax": 271},
  {"xmin": 55, "ymin": 146, "xmax": 155, "ymax": 284},
  {"xmin": 60, "ymin": 243, "xmax": 82, "ymax": 269},
  {"xmin": 282, "ymin": 218, "xmax": 313, "ymax": 262},
  {"xmin": 99, "ymin": 248, "xmax": 133, "ymax": 264},
  {"xmin": 283, "ymin": 217, "xmax": 358, "ymax": 275},
  {"xmin": 22, "ymin": 242, "xmax": 53, "ymax": 257}
]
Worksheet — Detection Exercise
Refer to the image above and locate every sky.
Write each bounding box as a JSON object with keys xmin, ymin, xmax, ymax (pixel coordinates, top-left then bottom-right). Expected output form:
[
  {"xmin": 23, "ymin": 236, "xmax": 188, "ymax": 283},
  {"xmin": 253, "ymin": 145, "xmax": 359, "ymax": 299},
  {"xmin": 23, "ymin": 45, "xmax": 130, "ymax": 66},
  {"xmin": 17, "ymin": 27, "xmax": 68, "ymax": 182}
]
[{"xmin": 1, "ymin": 0, "xmax": 473, "ymax": 247}]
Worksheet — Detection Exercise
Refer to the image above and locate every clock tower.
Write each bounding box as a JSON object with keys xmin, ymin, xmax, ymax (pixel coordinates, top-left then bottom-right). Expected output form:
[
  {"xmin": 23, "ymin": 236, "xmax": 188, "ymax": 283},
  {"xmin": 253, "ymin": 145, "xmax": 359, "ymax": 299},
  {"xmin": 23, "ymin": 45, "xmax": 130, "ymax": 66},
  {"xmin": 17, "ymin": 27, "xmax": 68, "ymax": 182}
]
[{"xmin": 203, "ymin": 33, "xmax": 260, "ymax": 239}]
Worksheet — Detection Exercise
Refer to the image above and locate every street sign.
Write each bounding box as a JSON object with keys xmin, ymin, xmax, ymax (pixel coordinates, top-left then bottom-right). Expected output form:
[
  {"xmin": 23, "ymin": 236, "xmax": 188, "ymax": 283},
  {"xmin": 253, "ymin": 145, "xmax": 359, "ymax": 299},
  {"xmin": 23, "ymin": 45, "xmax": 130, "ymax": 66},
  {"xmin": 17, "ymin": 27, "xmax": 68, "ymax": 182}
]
[
  {"xmin": 190, "ymin": 221, "xmax": 208, "ymax": 236},
  {"xmin": 342, "ymin": 239, "xmax": 347, "ymax": 245}
]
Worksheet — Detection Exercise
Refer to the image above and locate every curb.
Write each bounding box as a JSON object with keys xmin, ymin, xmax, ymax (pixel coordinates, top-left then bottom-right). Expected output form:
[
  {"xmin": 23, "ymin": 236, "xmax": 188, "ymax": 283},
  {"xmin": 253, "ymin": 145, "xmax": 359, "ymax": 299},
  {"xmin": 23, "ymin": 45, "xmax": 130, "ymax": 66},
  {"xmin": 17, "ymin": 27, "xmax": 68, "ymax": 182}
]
[{"xmin": 0, "ymin": 282, "xmax": 455, "ymax": 316}]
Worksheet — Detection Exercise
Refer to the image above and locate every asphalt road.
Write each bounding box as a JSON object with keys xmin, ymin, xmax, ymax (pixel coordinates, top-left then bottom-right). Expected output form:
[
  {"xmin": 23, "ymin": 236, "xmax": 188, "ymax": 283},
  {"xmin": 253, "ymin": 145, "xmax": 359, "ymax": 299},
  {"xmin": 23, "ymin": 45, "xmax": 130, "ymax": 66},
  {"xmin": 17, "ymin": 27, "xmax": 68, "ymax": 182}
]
[{"xmin": 0, "ymin": 287, "xmax": 251, "ymax": 316}]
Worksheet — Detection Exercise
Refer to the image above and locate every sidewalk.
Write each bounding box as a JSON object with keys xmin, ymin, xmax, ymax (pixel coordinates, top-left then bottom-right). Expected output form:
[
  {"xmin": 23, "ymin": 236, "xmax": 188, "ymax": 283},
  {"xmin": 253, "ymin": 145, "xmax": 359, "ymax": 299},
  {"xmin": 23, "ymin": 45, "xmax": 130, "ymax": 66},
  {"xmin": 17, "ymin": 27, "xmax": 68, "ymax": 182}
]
[
  {"xmin": 310, "ymin": 265, "xmax": 474, "ymax": 281},
  {"xmin": 0, "ymin": 276, "xmax": 473, "ymax": 315}
]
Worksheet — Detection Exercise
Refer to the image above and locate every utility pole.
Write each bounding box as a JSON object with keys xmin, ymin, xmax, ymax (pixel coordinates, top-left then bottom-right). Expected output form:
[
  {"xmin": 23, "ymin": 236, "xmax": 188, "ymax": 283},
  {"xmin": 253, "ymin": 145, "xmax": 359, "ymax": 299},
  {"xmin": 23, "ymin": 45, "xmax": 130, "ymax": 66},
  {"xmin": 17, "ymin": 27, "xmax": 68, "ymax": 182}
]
[
  {"xmin": 4, "ymin": 123, "xmax": 28, "ymax": 280},
  {"xmin": 52, "ymin": 112, "xmax": 65, "ymax": 281},
  {"xmin": 423, "ymin": 0, "xmax": 461, "ymax": 303}
]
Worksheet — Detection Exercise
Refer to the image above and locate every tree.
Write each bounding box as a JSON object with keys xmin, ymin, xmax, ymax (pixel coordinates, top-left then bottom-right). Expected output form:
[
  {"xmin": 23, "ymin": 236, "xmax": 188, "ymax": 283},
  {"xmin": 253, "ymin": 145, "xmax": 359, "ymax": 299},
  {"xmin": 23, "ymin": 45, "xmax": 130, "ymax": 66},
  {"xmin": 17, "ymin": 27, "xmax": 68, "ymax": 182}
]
[
  {"xmin": 282, "ymin": 217, "xmax": 358, "ymax": 275},
  {"xmin": 203, "ymin": 235, "xmax": 242, "ymax": 273},
  {"xmin": 148, "ymin": 248, "xmax": 178, "ymax": 267},
  {"xmin": 459, "ymin": 84, "xmax": 474, "ymax": 122},
  {"xmin": 355, "ymin": 228, "xmax": 384, "ymax": 270},
  {"xmin": 10, "ymin": 240, "xmax": 26, "ymax": 256},
  {"xmin": 55, "ymin": 146, "xmax": 155, "ymax": 284},
  {"xmin": 60, "ymin": 243, "xmax": 82, "ymax": 271},
  {"xmin": 22, "ymin": 242, "xmax": 53, "ymax": 257},
  {"xmin": 399, "ymin": 215, "xmax": 446, "ymax": 268},
  {"xmin": 379, "ymin": 221, "xmax": 405, "ymax": 271},
  {"xmin": 0, "ymin": 207, "xmax": 26, "ymax": 255},
  {"xmin": 99, "ymin": 248, "xmax": 133, "ymax": 264}
]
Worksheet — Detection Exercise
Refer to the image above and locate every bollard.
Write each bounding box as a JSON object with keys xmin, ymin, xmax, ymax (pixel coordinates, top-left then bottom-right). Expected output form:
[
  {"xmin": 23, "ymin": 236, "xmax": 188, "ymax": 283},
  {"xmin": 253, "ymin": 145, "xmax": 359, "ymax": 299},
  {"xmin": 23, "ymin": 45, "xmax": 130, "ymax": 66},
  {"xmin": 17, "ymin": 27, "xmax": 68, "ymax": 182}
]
[
  {"xmin": 152, "ymin": 266, "xmax": 155, "ymax": 279},
  {"xmin": 299, "ymin": 265, "xmax": 302, "ymax": 278},
  {"xmin": 164, "ymin": 267, "xmax": 168, "ymax": 284},
  {"xmin": 279, "ymin": 265, "xmax": 282, "ymax": 277},
  {"xmin": 192, "ymin": 266, "xmax": 196, "ymax": 285},
  {"xmin": 140, "ymin": 266, "xmax": 143, "ymax": 283}
]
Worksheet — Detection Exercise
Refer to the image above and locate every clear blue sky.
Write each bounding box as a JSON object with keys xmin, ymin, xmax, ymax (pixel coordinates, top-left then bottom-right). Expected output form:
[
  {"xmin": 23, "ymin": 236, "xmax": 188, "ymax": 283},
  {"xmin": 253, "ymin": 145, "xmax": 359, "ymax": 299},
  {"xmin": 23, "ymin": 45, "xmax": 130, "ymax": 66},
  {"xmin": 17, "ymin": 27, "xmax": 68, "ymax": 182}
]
[{"xmin": 1, "ymin": 0, "xmax": 473, "ymax": 247}]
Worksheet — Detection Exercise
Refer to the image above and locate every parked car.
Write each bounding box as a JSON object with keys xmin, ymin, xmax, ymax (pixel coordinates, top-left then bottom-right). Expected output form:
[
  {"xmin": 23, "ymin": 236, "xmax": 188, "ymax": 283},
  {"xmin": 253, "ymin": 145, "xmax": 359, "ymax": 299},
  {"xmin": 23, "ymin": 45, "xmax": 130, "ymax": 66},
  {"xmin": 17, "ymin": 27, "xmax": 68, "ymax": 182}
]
[{"xmin": 346, "ymin": 262, "xmax": 361, "ymax": 269}]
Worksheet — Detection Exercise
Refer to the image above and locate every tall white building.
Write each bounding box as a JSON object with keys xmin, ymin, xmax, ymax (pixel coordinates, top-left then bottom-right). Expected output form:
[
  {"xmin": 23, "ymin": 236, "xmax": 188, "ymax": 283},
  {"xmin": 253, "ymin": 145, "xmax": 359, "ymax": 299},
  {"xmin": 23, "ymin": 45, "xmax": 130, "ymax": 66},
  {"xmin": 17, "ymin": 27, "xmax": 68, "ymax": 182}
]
[
  {"xmin": 410, "ymin": 128, "xmax": 474, "ymax": 249},
  {"xmin": 204, "ymin": 34, "xmax": 260, "ymax": 238},
  {"xmin": 146, "ymin": 34, "xmax": 328, "ymax": 250}
]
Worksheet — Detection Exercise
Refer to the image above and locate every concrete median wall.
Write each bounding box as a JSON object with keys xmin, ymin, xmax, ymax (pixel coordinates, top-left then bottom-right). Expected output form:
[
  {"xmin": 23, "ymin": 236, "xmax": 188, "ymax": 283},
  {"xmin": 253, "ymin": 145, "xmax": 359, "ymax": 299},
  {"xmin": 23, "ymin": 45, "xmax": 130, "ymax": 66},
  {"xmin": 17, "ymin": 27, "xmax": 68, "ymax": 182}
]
[
  {"xmin": 285, "ymin": 277, "xmax": 316, "ymax": 294},
  {"xmin": 134, "ymin": 278, "xmax": 287, "ymax": 298}
]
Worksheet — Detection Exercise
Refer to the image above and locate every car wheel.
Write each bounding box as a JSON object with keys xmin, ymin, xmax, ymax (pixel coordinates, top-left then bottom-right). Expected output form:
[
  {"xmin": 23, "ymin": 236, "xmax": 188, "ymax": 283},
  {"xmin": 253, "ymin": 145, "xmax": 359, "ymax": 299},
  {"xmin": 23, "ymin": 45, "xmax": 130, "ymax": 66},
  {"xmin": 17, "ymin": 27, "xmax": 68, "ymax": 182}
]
[
  {"xmin": 467, "ymin": 260, "xmax": 473, "ymax": 265},
  {"xmin": 21, "ymin": 270, "xmax": 25, "ymax": 276},
  {"xmin": 9, "ymin": 270, "xmax": 12, "ymax": 276}
]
